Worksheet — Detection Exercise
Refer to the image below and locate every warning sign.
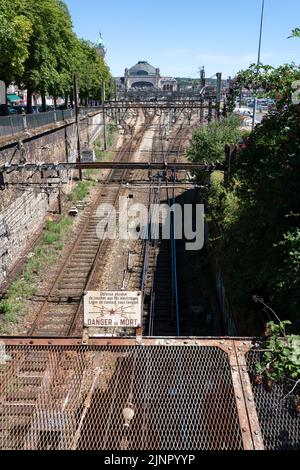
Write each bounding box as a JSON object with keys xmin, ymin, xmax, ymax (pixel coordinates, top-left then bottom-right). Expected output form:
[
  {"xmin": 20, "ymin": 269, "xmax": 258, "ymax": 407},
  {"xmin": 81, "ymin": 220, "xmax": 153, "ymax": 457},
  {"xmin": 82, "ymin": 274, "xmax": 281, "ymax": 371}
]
[
  {"xmin": 81, "ymin": 149, "xmax": 95, "ymax": 163},
  {"xmin": 84, "ymin": 291, "xmax": 142, "ymax": 328}
]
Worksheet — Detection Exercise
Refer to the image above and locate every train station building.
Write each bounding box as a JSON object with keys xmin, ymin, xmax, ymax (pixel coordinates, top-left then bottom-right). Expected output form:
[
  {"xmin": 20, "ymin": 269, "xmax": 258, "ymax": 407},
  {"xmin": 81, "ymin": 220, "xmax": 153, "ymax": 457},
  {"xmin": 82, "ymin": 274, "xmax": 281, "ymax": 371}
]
[{"xmin": 117, "ymin": 61, "xmax": 178, "ymax": 92}]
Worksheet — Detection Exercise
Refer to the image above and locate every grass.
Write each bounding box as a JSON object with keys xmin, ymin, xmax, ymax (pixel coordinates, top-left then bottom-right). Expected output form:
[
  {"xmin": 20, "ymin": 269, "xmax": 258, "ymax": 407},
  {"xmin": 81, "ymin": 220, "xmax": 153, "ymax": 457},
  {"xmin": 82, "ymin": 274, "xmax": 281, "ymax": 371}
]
[
  {"xmin": 0, "ymin": 186, "xmax": 91, "ymax": 333},
  {"xmin": 0, "ymin": 124, "xmax": 117, "ymax": 333},
  {"xmin": 85, "ymin": 123, "xmax": 117, "ymax": 178},
  {"xmin": 67, "ymin": 180, "xmax": 94, "ymax": 203},
  {"xmin": 94, "ymin": 123, "xmax": 117, "ymax": 151}
]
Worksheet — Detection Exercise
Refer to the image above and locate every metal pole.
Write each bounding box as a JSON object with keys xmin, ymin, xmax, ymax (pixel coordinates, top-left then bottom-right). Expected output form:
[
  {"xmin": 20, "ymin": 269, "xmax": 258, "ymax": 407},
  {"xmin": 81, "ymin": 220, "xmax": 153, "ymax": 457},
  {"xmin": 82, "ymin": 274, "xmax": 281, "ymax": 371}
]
[
  {"xmin": 109, "ymin": 78, "xmax": 114, "ymax": 121},
  {"xmin": 58, "ymin": 182, "xmax": 62, "ymax": 215},
  {"xmin": 102, "ymin": 80, "xmax": 107, "ymax": 151},
  {"xmin": 73, "ymin": 74, "xmax": 82, "ymax": 181},
  {"xmin": 200, "ymin": 66, "xmax": 206, "ymax": 89},
  {"xmin": 252, "ymin": 0, "xmax": 265, "ymax": 130},
  {"xmin": 110, "ymin": 78, "xmax": 113, "ymax": 100},
  {"xmin": 216, "ymin": 73, "xmax": 222, "ymax": 120},
  {"xmin": 208, "ymin": 98, "xmax": 213, "ymax": 123},
  {"xmin": 200, "ymin": 98, "xmax": 204, "ymax": 124}
]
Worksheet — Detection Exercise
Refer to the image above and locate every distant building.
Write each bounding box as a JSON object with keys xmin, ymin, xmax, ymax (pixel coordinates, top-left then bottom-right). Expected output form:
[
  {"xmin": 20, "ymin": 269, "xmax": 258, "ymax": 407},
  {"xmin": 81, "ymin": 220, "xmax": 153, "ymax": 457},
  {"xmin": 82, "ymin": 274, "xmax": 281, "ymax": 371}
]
[
  {"xmin": 96, "ymin": 32, "xmax": 106, "ymax": 59},
  {"xmin": 6, "ymin": 84, "xmax": 57, "ymax": 107},
  {"xmin": 122, "ymin": 61, "xmax": 177, "ymax": 92},
  {"xmin": 160, "ymin": 77, "xmax": 177, "ymax": 92}
]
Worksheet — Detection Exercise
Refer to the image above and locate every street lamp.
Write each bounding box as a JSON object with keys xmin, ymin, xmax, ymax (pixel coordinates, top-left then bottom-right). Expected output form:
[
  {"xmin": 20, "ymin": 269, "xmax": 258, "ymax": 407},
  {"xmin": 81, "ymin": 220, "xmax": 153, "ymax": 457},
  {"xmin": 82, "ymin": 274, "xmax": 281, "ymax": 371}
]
[{"xmin": 252, "ymin": 0, "xmax": 265, "ymax": 130}]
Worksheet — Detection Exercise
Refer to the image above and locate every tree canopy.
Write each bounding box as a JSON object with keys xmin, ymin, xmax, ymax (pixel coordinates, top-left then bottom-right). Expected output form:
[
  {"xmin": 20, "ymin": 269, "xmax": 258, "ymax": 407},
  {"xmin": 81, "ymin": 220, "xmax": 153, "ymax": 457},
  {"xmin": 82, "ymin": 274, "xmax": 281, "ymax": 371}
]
[
  {"xmin": 188, "ymin": 63, "xmax": 300, "ymax": 335},
  {"xmin": 188, "ymin": 115, "xmax": 242, "ymax": 164},
  {"xmin": 221, "ymin": 105, "xmax": 300, "ymax": 333},
  {"xmin": 0, "ymin": 1, "xmax": 32, "ymax": 85},
  {"xmin": 74, "ymin": 38, "xmax": 111, "ymax": 102},
  {"xmin": 0, "ymin": 0, "xmax": 111, "ymax": 111},
  {"xmin": 233, "ymin": 63, "xmax": 300, "ymax": 108}
]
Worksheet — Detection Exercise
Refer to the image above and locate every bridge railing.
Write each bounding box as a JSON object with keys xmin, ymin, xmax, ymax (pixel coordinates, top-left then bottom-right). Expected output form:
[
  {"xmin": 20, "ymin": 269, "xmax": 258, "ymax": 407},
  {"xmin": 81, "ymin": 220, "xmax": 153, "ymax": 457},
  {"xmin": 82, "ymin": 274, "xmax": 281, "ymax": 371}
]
[{"xmin": 0, "ymin": 107, "xmax": 102, "ymax": 140}]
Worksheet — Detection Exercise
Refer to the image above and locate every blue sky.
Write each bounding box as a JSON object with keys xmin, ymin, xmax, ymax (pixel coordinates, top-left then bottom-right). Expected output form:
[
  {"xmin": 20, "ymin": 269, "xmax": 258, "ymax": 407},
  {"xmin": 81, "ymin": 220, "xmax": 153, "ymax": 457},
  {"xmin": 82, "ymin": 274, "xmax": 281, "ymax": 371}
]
[{"xmin": 64, "ymin": 0, "xmax": 300, "ymax": 78}]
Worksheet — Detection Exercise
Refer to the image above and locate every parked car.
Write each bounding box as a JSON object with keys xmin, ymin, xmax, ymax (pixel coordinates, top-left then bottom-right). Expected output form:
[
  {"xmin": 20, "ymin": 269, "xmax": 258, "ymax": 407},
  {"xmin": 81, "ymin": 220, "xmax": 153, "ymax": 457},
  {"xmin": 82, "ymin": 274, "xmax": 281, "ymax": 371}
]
[
  {"xmin": 0, "ymin": 104, "xmax": 17, "ymax": 116},
  {"xmin": 57, "ymin": 104, "xmax": 72, "ymax": 110},
  {"xmin": 258, "ymin": 105, "xmax": 269, "ymax": 112},
  {"xmin": 38, "ymin": 105, "xmax": 54, "ymax": 112},
  {"xmin": 234, "ymin": 107, "xmax": 252, "ymax": 117},
  {"xmin": 11, "ymin": 105, "xmax": 39, "ymax": 114},
  {"xmin": 13, "ymin": 105, "xmax": 27, "ymax": 114}
]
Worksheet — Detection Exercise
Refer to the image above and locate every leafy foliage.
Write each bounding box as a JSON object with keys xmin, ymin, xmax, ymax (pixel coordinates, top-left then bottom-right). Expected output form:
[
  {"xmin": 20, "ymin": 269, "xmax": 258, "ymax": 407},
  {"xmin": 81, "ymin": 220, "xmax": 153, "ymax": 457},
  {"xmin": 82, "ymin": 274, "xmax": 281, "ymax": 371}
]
[
  {"xmin": 226, "ymin": 106, "xmax": 300, "ymax": 327},
  {"xmin": 211, "ymin": 106, "xmax": 300, "ymax": 333},
  {"xmin": 232, "ymin": 63, "xmax": 300, "ymax": 108},
  {"xmin": 188, "ymin": 62, "xmax": 300, "ymax": 334},
  {"xmin": 21, "ymin": 1, "xmax": 83, "ymax": 102},
  {"xmin": 289, "ymin": 28, "xmax": 300, "ymax": 38},
  {"xmin": 256, "ymin": 321, "xmax": 300, "ymax": 382},
  {"xmin": 0, "ymin": 0, "xmax": 112, "ymax": 109},
  {"xmin": 74, "ymin": 39, "xmax": 110, "ymax": 101},
  {"xmin": 187, "ymin": 115, "xmax": 245, "ymax": 189},
  {"xmin": 187, "ymin": 115, "xmax": 242, "ymax": 165},
  {"xmin": 0, "ymin": 0, "xmax": 32, "ymax": 84}
]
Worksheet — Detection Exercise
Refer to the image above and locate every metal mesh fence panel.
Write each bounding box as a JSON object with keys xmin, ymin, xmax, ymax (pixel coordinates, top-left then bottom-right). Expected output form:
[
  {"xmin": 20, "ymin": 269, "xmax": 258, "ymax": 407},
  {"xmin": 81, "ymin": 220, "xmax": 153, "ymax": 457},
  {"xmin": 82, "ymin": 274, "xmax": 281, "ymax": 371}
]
[
  {"xmin": 246, "ymin": 350, "xmax": 300, "ymax": 450},
  {"xmin": 0, "ymin": 115, "xmax": 24, "ymax": 137},
  {"xmin": 0, "ymin": 343, "xmax": 243, "ymax": 450}
]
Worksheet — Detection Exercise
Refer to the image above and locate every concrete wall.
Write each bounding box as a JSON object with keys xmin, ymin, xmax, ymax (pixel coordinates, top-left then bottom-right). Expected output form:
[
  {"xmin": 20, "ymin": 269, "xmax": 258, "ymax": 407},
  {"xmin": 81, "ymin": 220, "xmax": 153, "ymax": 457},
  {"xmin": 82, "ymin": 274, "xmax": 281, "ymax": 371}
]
[{"xmin": 0, "ymin": 112, "xmax": 103, "ymax": 285}]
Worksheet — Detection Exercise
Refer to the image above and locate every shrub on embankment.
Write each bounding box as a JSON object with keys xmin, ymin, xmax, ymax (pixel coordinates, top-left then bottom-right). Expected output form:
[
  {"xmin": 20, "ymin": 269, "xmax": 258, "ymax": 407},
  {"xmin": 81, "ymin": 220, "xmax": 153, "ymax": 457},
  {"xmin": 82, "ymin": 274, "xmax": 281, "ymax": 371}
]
[
  {"xmin": 188, "ymin": 109, "xmax": 300, "ymax": 335},
  {"xmin": 0, "ymin": 180, "xmax": 93, "ymax": 333}
]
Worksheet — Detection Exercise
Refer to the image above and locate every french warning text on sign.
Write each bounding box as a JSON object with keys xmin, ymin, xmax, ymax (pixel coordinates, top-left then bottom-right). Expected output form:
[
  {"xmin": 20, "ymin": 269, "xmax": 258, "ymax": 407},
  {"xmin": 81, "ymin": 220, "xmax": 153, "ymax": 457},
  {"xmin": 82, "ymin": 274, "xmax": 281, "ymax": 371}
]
[{"xmin": 84, "ymin": 291, "xmax": 142, "ymax": 328}]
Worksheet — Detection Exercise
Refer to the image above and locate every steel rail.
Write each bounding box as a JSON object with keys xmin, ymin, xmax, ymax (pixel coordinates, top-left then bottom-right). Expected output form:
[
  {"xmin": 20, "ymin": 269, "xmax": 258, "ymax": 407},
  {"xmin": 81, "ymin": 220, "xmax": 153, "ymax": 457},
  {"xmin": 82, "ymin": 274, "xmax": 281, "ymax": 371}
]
[{"xmin": 27, "ymin": 112, "xmax": 150, "ymax": 337}]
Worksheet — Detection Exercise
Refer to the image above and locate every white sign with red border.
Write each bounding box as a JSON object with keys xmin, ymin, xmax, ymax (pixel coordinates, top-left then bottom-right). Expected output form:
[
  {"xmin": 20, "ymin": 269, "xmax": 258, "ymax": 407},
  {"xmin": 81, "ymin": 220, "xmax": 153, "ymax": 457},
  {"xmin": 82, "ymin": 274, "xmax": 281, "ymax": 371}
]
[{"xmin": 84, "ymin": 291, "xmax": 142, "ymax": 328}]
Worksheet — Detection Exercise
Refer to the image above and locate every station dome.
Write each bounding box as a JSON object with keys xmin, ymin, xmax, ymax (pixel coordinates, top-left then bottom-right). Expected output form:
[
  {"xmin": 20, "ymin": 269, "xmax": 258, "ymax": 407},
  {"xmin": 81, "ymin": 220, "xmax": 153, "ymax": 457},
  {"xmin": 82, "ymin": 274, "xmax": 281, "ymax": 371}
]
[{"xmin": 129, "ymin": 61, "xmax": 157, "ymax": 76}]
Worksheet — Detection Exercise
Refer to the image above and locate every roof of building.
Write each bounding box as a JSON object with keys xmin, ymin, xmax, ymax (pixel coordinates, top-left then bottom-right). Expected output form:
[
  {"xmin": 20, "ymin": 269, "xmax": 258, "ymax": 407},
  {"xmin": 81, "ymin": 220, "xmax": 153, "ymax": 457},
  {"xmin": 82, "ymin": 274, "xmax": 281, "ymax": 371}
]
[
  {"xmin": 160, "ymin": 77, "xmax": 177, "ymax": 82},
  {"xmin": 129, "ymin": 61, "xmax": 157, "ymax": 76}
]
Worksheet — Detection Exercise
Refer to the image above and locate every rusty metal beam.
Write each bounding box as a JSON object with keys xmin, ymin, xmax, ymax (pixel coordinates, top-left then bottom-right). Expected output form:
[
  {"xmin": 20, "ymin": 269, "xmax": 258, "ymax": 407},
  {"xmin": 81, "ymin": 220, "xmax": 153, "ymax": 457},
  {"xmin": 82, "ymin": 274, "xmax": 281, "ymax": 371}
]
[
  {"xmin": 0, "ymin": 337, "xmax": 256, "ymax": 346},
  {"xmin": 104, "ymin": 103, "xmax": 215, "ymax": 110},
  {"xmin": 1, "ymin": 162, "xmax": 227, "ymax": 174},
  {"xmin": 234, "ymin": 341, "xmax": 265, "ymax": 450}
]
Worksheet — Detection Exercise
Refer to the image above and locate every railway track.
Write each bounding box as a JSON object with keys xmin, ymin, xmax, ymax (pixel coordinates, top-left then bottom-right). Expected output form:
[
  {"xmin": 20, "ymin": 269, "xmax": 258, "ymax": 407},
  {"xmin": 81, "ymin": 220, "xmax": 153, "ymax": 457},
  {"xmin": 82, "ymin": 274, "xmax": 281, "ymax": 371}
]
[
  {"xmin": 143, "ymin": 114, "xmax": 188, "ymax": 336},
  {"xmin": 28, "ymin": 111, "xmax": 153, "ymax": 337}
]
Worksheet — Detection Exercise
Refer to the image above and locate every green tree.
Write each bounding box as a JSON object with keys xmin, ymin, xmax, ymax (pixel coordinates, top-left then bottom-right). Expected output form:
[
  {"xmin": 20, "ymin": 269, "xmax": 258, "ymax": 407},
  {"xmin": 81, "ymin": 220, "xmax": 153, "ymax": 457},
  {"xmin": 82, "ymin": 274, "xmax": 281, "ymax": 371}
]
[
  {"xmin": 21, "ymin": 0, "xmax": 76, "ymax": 112},
  {"xmin": 74, "ymin": 38, "xmax": 111, "ymax": 104},
  {"xmin": 232, "ymin": 63, "xmax": 300, "ymax": 109},
  {"xmin": 1, "ymin": 0, "xmax": 112, "ymax": 112},
  {"xmin": 0, "ymin": 0, "xmax": 32, "ymax": 111},
  {"xmin": 188, "ymin": 115, "xmax": 242, "ymax": 164},
  {"xmin": 205, "ymin": 105, "xmax": 300, "ymax": 334}
]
